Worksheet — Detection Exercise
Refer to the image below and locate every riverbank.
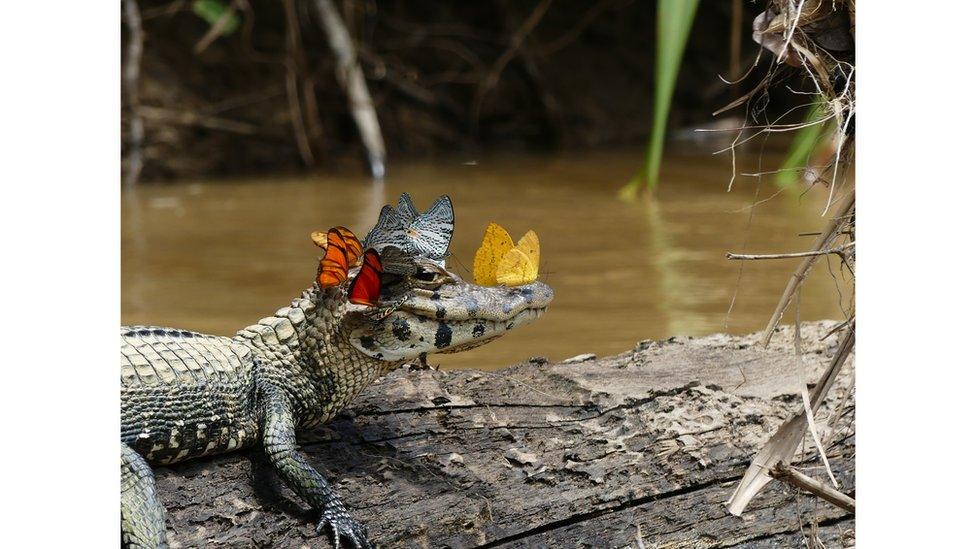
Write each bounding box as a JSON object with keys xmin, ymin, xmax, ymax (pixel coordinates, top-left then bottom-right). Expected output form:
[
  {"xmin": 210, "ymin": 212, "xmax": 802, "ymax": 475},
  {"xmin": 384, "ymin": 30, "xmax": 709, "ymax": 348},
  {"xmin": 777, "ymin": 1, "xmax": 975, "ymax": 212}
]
[{"xmin": 154, "ymin": 320, "xmax": 854, "ymax": 547}]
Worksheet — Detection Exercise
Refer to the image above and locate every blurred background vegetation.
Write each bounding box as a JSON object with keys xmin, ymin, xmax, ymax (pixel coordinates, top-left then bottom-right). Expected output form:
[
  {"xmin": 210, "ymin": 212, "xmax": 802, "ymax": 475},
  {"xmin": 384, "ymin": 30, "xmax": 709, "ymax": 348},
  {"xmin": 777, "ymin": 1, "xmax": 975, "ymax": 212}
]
[{"xmin": 122, "ymin": 0, "xmax": 850, "ymax": 183}]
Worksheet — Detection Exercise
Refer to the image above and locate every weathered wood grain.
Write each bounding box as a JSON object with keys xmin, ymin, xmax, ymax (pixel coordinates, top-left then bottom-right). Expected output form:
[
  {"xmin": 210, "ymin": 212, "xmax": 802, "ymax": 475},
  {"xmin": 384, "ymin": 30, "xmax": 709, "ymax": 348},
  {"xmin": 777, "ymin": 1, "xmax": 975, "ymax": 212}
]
[{"xmin": 154, "ymin": 321, "xmax": 855, "ymax": 548}]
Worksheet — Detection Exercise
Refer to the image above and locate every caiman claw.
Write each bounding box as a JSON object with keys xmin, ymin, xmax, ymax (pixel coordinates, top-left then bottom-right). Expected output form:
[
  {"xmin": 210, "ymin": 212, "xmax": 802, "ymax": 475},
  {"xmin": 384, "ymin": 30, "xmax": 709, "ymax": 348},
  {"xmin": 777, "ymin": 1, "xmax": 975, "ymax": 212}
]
[{"xmin": 316, "ymin": 504, "xmax": 373, "ymax": 549}]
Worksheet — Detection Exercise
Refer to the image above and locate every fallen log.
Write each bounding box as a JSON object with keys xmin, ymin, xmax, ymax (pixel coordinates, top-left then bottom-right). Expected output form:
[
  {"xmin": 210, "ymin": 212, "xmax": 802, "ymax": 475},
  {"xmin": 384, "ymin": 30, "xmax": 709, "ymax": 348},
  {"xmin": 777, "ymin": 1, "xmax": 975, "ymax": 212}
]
[{"xmin": 154, "ymin": 321, "xmax": 854, "ymax": 548}]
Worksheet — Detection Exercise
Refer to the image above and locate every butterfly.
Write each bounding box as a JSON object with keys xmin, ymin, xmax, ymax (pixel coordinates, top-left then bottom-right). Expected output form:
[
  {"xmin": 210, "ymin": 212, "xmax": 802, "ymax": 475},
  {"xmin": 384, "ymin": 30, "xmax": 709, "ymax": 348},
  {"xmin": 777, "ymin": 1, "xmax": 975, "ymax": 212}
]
[
  {"xmin": 473, "ymin": 222, "xmax": 540, "ymax": 287},
  {"xmin": 379, "ymin": 245, "xmax": 419, "ymax": 276},
  {"xmin": 348, "ymin": 249, "xmax": 383, "ymax": 306},
  {"xmin": 364, "ymin": 193, "xmax": 454, "ymax": 264},
  {"xmin": 310, "ymin": 226, "xmax": 363, "ymax": 288}
]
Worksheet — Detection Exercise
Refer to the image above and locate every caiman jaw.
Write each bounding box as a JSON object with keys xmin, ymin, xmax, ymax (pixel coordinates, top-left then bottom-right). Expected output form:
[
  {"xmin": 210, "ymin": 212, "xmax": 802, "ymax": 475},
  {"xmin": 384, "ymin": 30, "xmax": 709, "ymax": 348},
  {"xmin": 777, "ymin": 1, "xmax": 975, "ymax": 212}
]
[{"xmin": 347, "ymin": 278, "xmax": 553, "ymax": 362}]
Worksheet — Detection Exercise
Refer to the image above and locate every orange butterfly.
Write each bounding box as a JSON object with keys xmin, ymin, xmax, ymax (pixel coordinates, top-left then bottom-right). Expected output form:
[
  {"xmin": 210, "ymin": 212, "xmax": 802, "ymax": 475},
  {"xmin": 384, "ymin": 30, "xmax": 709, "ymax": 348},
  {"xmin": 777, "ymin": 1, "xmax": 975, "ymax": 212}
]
[
  {"xmin": 348, "ymin": 249, "xmax": 382, "ymax": 306},
  {"xmin": 311, "ymin": 226, "xmax": 364, "ymax": 288}
]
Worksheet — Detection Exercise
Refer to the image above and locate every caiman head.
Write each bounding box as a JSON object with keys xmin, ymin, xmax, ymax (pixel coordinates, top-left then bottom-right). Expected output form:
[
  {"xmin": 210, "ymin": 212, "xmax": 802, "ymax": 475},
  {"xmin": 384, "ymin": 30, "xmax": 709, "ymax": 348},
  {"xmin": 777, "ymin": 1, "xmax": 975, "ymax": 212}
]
[{"xmin": 340, "ymin": 256, "xmax": 553, "ymax": 364}]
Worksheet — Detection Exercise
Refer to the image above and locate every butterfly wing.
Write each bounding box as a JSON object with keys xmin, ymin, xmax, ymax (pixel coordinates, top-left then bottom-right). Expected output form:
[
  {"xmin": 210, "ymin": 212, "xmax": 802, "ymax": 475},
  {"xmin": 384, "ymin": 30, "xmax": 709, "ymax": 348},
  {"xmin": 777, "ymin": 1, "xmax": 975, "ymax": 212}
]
[
  {"xmin": 409, "ymin": 195, "xmax": 455, "ymax": 260},
  {"xmin": 473, "ymin": 222, "xmax": 514, "ymax": 286},
  {"xmin": 396, "ymin": 193, "xmax": 420, "ymax": 224},
  {"xmin": 364, "ymin": 204, "xmax": 407, "ymax": 252},
  {"xmin": 515, "ymin": 230, "xmax": 540, "ymax": 272},
  {"xmin": 333, "ymin": 226, "xmax": 363, "ymax": 267},
  {"xmin": 315, "ymin": 229, "xmax": 351, "ymax": 288},
  {"xmin": 380, "ymin": 245, "xmax": 417, "ymax": 276},
  {"xmin": 310, "ymin": 230, "xmax": 331, "ymax": 250},
  {"xmin": 496, "ymin": 248, "xmax": 538, "ymax": 286},
  {"xmin": 348, "ymin": 249, "xmax": 383, "ymax": 306}
]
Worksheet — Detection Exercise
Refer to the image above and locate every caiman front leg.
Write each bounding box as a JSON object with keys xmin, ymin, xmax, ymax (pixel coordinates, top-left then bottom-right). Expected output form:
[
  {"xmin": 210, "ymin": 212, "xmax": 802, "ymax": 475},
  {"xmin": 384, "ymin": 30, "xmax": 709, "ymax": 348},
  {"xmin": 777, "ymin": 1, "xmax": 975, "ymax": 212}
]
[
  {"xmin": 259, "ymin": 384, "xmax": 372, "ymax": 548},
  {"xmin": 121, "ymin": 443, "xmax": 168, "ymax": 549}
]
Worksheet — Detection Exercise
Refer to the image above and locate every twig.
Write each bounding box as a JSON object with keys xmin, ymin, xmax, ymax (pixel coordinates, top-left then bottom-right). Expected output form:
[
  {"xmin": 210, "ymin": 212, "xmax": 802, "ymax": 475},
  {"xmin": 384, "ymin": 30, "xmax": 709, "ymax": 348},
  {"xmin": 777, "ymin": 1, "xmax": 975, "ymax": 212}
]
[
  {"xmin": 777, "ymin": 0, "xmax": 806, "ymax": 63},
  {"xmin": 726, "ymin": 242, "xmax": 853, "ymax": 261},
  {"xmin": 283, "ymin": 0, "xmax": 315, "ymax": 166},
  {"xmin": 123, "ymin": 0, "xmax": 144, "ymax": 186},
  {"xmin": 496, "ymin": 0, "xmax": 561, "ymax": 135},
  {"xmin": 534, "ymin": 0, "xmax": 615, "ymax": 57},
  {"xmin": 726, "ymin": 325, "xmax": 854, "ymax": 516},
  {"xmin": 794, "ymin": 291, "xmax": 837, "ymax": 487},
  {"xmin": 472, "ymin": 0, "xmax": 553, "ymax": 129},
  {"xmin": 821, "ymin": 375, "xmax": 855, "ymax": 449},
  {"xmin": 194, "ymin": 0, "xmax": 242, "ymax": 54},
  {"xmin": 760, "ymin": 191, "xmax": 854, "ymax": 347},
  {"xmin": 728, "ymin": 0, "xmax": 743, "ymax": 88},
  {"xmin": 135, "ymin": 106, "xmax": 258, "ymax": 135},
  {"xmin": 313, "ymin": 0, "xmax": 387, "ymax": 179},
  {"xmin": 770, "ymin": 461, "xmax": 855, "ymax": 513},
  {"xmin": 357, "ymin": 44, "xmax": 465, "ymax": 117},
  {"xmin": 819, "ymin": 318, "xmax": 852, "ymax": 342}
]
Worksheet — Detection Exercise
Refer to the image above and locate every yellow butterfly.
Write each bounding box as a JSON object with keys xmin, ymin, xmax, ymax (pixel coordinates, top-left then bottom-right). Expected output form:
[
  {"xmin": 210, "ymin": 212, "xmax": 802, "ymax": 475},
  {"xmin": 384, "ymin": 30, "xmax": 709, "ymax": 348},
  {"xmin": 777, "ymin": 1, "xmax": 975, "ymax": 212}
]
[{"xmin": 474, "ymin": 222, "xmax": 540, "ymax": 286}]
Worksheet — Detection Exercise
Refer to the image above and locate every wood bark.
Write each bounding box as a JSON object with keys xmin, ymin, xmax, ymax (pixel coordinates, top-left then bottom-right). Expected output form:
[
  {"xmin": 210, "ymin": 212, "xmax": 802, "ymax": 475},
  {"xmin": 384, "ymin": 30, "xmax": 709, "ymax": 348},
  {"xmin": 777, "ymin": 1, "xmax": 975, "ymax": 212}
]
[{"xmin": 154, "ymin": 321, "xmax": 854, "ymax": 548}]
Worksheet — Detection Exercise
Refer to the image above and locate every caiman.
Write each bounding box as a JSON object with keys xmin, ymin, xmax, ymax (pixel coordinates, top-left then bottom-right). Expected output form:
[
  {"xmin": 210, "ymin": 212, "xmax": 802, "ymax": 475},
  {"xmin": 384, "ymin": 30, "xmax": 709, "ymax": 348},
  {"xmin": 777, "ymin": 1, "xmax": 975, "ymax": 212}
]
[{"xmin": 120, "ymin": 212, "xmax": 553, "ymax": 548}]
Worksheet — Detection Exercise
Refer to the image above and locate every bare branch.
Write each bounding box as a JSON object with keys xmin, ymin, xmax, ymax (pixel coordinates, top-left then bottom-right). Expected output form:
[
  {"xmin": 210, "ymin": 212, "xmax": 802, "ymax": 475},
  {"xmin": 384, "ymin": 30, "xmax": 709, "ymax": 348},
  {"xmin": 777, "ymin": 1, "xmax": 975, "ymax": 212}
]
[
  {"xmin": 760, "ymin": 191, "xmax": 854, "ymax": 347},
  {"xmin": 313, "ymin": 0, "xmax": 387, "ymax": 179},
  {"xmin": 726, "ymin": 242, "xmax": 853, "ymax": 261},
  {"xmin": 136, "ymin": 106, "xmax": 258, "ymax": 135},
  {"xmin": 726, "ymin": 325, "xmax": 854, "ymax": 516},
  {"xmin": 472, "ymin": 0, "xmax": 553, "ymax": 128},
  {"xmin": 194, "ymin": 0, "xmax": 242, "ymax": 54},
  {"xmin": 770, "ymin": 461, "xmax": 855, "ymax": 514},
  {"xmin": 123, "ymin": 0, "xmax": 144, "ymax": 186}
]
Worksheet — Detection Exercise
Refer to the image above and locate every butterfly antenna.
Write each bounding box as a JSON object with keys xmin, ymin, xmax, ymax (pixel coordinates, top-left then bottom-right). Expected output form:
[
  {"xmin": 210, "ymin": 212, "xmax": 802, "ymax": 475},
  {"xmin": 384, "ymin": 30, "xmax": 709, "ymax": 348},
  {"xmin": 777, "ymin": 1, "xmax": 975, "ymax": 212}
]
[
  {"xmin": 449, "ymin": 252, "xmax": 475, "ymax": 276},
  {"xmin": 538, "ymin": 261, "xmax": 556, "ymax": 283}
]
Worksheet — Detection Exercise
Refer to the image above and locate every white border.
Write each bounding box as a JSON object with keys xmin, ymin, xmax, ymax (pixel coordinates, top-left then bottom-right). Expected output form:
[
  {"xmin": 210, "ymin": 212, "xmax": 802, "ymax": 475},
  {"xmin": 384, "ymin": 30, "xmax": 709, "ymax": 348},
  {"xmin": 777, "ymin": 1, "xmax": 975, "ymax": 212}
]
[
  {"xmin": 0, "ymin": 2, "xmax": 119, "ymax": 543},
  {"xmin": 858, "ymin": 1, "xmax": 976, "ymax": 545}
]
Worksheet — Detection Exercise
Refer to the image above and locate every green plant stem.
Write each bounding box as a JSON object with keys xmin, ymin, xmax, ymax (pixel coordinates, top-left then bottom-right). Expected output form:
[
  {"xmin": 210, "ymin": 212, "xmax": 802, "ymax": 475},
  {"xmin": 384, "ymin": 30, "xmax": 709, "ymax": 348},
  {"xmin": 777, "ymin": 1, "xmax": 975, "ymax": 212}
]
[{"xmin": 623, "ymin": 0, "xmax": 699, "ymax": 197}]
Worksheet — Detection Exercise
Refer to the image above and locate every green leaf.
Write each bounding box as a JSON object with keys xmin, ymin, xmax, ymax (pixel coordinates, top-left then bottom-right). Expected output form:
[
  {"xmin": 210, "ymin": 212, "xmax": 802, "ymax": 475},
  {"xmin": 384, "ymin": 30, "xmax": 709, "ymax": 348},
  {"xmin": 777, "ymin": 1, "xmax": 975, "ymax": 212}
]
[
  {"xmin": 192, "ymin": 0, "xmax": 240, "ymax": 37},
  {"xmin": 628, "ymin": 0, "xmax": 699, "ymax": 194},
  {"xmin": 775, "ymin": 101, "xmax": 832, "ymax": 188}
]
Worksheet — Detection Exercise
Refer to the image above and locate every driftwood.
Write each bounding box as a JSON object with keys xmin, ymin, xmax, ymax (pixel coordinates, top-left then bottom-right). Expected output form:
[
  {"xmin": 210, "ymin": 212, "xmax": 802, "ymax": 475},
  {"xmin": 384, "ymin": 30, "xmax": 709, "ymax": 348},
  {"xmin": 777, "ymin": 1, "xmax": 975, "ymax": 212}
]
[
  {"xmin": 154, "ymin": 321, "xmax": 854, "ymax": 548},
  {"xmin": 122, "ymin": 0, "xmax": 144, "ymax": 186},
  {"xmin": 313, "ymin": 0, "xmax": 387, "ymax": 179}
]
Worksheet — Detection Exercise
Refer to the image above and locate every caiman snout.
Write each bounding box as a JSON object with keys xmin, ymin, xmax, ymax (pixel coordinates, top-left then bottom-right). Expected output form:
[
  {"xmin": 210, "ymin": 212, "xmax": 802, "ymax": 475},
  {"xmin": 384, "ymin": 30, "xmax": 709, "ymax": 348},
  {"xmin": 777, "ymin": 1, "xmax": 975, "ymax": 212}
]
[
  {"xmin": 347, "ymin": 278, "xmax": 553, "ymax": 362},
  {"xmin": 401, "ymin": 279, "xmax": 553, "ymax": 323}
]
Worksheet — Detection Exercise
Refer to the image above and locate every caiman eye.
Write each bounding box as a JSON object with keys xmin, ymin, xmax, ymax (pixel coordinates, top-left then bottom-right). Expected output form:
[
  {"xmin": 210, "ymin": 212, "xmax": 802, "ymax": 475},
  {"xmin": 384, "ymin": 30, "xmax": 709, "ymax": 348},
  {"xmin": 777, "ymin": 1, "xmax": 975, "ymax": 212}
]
[{"xmin": 409, "ymin": 265, "xmax": 449, "ymax": 288}]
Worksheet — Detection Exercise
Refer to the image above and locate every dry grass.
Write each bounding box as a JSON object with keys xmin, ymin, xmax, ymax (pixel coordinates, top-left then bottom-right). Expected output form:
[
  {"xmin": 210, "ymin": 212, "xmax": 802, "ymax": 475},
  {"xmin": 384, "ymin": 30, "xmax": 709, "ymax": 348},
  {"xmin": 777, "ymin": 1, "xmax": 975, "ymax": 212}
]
[{"xmin": 721, "ymin": 0, "xmax": 856, "ymax": 538}]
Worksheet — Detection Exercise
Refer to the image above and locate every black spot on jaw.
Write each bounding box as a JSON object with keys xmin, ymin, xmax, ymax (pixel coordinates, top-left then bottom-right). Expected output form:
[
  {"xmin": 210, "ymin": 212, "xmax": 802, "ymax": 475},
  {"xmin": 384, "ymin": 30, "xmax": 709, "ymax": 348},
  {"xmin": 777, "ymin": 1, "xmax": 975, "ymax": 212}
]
[
  {"xmin": 430, "ymin": 292, "xmax": 441, "ymax": 300},
  {"xmin": 505, "ymin": 322, "xmax": 514, "ymax": 330},
  {"xmin": 359, "ymin": 336, "xmax": 377, "ymax": 350},
  {"xmin": 392, "ymin": 318, "xmax": 411, "ymax": 341},
  {"xmin": 472, "ymin": 323, "xmax": 486, "ymax": 338},
  {"xmin": 435, "ymin": 305, "xmax": 446, "ymax": 319},
  {"xmin": 435, "ymin": 322, "xmax": 453, "ymax": 349}
]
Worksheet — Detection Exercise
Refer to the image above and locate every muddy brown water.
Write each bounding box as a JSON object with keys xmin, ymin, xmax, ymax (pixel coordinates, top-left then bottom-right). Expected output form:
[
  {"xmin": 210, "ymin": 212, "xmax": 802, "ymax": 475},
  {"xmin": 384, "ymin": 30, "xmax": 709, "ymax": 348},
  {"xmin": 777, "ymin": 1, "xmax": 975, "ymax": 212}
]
[{"xmin": 122, "ymin": 150, "xmax": 851, "ymax": 370}]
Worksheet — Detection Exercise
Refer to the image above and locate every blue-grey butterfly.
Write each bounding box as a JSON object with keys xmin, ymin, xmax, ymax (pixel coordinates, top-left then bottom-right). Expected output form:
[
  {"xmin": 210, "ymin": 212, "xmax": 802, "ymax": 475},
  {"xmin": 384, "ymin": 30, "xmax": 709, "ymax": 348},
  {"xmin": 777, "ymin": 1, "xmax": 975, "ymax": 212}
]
[{"xmin": 365, "ymin": 193, "xmax": 454, "ymax": 268}]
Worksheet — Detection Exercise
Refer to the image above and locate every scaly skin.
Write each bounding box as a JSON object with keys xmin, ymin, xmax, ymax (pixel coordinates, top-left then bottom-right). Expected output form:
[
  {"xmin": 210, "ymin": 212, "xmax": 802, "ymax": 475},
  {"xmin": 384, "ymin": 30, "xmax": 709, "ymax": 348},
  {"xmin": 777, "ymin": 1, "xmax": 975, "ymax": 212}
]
[{"xmin": 121, "ymin": 258, "xmax": 553, "ymax": 548}]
